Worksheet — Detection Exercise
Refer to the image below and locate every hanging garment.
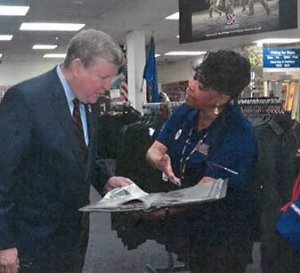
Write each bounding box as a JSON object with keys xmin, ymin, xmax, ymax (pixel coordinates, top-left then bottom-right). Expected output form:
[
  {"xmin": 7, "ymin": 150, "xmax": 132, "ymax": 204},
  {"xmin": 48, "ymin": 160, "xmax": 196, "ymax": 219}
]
[
  {"xmin": 277, "ymin": 175, "xmax": 300, "ymax": 252},
  {"xmin": 97, "ymin": 105, "xmax": 140, "ymax": 159},
  {"xmin": 250, "ymin": 114, "xmax": 300, "ymax": 273}
]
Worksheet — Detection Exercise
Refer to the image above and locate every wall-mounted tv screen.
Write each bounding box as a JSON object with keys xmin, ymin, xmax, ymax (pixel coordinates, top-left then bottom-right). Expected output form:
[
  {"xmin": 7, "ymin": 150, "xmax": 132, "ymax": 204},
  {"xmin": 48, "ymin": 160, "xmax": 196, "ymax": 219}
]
[{"xmin": 179, "ymin": 0, "xmax": 298, "ymax": 43}]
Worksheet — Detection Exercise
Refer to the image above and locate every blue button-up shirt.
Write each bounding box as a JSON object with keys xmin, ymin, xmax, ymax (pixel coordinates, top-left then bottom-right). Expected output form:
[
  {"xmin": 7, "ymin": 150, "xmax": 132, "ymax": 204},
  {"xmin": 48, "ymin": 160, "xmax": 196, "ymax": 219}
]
[
  {"xmin": 157, "ymin": 103, "xmax": 260, "ymax": 246},
  {"xmin": 157, "ymin": 103, "xmax": 257, "ymax": 189}
]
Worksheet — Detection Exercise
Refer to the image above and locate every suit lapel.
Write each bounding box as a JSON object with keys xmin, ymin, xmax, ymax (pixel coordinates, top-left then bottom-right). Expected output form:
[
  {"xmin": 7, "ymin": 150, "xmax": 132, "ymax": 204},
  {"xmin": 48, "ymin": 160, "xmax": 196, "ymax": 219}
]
[
  {"xmin": 84, "ymin": 104, "xmax": 94, "ymax": 181},
  {"xmin": 48, "ymin": 68, "xmax": 86, "ymax": 170}
]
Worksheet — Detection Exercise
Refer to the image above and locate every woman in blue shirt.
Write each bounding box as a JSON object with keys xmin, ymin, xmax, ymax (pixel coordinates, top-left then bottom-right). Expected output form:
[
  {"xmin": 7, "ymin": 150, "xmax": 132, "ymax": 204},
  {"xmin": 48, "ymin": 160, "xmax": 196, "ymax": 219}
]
[{"xmin": 146, "ymin": 50, "xmax": 259, "ymax": 273}]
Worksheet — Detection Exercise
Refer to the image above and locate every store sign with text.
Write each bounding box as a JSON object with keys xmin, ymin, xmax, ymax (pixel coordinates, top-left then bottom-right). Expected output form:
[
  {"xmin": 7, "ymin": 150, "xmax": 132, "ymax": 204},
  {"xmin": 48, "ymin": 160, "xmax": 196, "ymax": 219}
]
[{"xmin": 263, "ymin": 48, "xmax": 300, "ymax": 70}]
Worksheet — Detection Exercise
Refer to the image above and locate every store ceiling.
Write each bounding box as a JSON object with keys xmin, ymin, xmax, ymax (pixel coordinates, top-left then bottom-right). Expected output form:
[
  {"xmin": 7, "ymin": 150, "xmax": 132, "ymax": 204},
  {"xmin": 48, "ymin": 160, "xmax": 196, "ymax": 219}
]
[{"xmin": 0, "ymin": 0, "xmax": 299, "ymax": 63}]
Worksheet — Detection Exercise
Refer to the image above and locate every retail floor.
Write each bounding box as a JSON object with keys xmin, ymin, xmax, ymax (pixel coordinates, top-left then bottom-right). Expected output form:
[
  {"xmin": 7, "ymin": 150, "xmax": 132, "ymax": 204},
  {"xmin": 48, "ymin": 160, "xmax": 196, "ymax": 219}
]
[{"xmin": 82, "ymin": 187, "xmax": 262, "ymax": 273}]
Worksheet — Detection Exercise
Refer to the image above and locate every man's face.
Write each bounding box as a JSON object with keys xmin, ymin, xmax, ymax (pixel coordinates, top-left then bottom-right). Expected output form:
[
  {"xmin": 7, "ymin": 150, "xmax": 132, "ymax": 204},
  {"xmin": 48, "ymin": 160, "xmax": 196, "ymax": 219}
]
[{"xmin": 72, "ymin": 57, "xmax": 119, "ymax": 104}]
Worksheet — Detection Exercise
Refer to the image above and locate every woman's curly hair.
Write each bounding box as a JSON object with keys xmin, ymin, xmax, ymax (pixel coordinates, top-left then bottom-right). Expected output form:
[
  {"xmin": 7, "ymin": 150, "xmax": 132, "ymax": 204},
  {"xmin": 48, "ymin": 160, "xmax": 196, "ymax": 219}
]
[{"xmin": 193, "ymin": 50, "xmax": 251, "ymax": 99}]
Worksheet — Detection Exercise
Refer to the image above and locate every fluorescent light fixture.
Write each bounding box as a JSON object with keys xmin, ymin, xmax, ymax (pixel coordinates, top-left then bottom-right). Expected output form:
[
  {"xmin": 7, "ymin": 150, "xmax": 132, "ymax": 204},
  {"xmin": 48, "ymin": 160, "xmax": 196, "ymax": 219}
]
[
  {"xmin": 155, "ymin": 54, "xmax": 161, "ymax": 58},
  {"xmin": 0, "ymin": 54, "xmax": 2, "ymax": 58},
  {"xmin": 165, "ymin": 12, "xmax": 179, "ymax": 20},
  {"xmin": 33, "ymin": 44, "xmax": 58, "ymax": 50},
  {"xmin": 0, "ymin": 35, "xmax": 13, "ymax": 41},
  {"xmin": 165, "ymin": 51, "xmax": 206, "ymax": 56},
  {"xmin": 176, "ymin": 35, "xmax": 180, "ymax": 38},
  {"xmin": 254, "ymin": 38, "xmax": 300, "ymax": 46},
  {"xmin": 0, "ymin": 5, "xmax": 29, "ymax": 16},
  {"xmin": 20, "ymin": 23, "xmax": 85, "ymax": 31},
  {"xmin": 43, "ymin": 53, "xmax": 66, "ymax": 58}
]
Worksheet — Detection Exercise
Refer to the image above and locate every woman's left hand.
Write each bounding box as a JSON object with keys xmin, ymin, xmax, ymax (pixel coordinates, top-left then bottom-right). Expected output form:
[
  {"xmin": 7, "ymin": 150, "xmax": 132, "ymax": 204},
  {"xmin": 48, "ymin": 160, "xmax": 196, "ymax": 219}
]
[{"xmin": 197, "ymin": 176, "xmax": 215, "ymax": 185}]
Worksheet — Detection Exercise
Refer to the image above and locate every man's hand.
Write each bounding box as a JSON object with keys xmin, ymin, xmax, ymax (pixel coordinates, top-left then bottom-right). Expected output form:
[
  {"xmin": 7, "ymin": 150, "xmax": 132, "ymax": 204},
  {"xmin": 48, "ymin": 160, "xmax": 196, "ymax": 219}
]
[
  {"xmin": 105, "ymin": 176, "xmax": 134, "ymax": 192},
  {"xmin": 0, "ymin": 248, "xmax": 19, "ymax": 273}
]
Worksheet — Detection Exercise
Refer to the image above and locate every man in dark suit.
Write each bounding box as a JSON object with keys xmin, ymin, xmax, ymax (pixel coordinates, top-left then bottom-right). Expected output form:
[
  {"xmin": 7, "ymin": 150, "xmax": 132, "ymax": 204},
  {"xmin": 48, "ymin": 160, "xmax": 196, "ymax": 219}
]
[{"xmin": 0, "ymin": 29, "xmax": 133, "ymax": 273}]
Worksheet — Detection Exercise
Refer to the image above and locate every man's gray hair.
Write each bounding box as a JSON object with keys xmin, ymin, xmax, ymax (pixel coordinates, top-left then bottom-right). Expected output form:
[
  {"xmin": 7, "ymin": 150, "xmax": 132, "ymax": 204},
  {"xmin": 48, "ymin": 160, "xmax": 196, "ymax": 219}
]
[{"xmin": 64, "ymin": 29, "xmax": 124, "ymax": 68}]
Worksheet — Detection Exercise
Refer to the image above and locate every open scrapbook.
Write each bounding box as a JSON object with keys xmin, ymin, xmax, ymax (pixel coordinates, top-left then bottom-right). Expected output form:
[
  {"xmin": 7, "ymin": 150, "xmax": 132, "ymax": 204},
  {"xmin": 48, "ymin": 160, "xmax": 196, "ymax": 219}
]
[{"xmin": 80, "ymin": 178, "xmax": 228, "ymax": 212}]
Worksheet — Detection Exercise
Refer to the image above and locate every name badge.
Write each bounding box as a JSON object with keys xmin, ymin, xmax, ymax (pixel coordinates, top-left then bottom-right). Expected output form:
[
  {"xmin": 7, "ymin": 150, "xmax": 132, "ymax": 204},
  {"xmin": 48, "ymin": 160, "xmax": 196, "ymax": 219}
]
[{"xmin": 196, "ymin": 143, "xmax": 209, "ymax": 156}]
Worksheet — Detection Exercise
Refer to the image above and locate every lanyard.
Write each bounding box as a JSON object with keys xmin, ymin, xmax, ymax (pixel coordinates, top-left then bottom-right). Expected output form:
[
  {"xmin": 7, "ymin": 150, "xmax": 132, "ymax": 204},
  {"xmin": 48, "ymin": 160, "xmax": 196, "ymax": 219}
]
[{"xmin": 179, "ymin": 128, "xmax": 208, "ymax": 180}]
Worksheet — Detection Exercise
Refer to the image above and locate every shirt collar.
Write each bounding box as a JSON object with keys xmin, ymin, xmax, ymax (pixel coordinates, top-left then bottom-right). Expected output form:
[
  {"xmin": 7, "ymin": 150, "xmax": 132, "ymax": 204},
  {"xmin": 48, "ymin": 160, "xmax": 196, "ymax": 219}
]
[{"xmin": 56, "ymin": 64, "xmax": 75, "ymax": 104}]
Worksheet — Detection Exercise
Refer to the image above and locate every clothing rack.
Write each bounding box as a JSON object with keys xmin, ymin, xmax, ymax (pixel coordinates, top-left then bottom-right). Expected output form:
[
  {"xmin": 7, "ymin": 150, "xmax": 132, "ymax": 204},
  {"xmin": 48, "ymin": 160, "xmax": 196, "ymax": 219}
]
[
  {"xmin": 142, "ymin": 101, "xmax": 184, "ymax": 118},
  {"xmin": 238, "ymin": 97, "xmax": 285, "ymax": 119},
  {"xmin": 238, "ymin": 97, "xmax": 282, "ymax": 105},
  {"xmin": 247, "ymin": 97, "xmax": 300, "ymax": 272},
  {"xmin": 100, "ymin": 102, "xmax": 140, "ymax": 117},
  {"xmin": 97, "ymin": 102, "xmax": 141, "ymax": 159}
]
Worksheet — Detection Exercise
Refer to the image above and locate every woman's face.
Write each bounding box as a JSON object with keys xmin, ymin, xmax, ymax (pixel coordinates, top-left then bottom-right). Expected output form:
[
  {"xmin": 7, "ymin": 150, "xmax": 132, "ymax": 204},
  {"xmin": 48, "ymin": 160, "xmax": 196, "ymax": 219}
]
[{"xmin": 185, "ymin": 79, "xmax": 224, "ymax": 111}]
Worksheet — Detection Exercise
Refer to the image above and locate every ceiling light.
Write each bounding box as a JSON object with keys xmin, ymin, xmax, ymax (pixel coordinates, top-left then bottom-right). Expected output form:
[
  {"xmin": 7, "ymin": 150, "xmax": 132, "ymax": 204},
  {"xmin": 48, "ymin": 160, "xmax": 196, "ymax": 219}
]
[
  {"xmin": 165, "ymin": 12, "xmax": 179, "ymax": 20},
  {"xmin": 0, "ymin": 5, "xmax": 29, "ymax": 16},
  {"xmin": 43, "ymin": 53, "xmax": 66, "ymax": 58},
  {"xmin": 165, "ymin": 51, "xmax": 206, "ymax": 56},
  {"xmin": 254, "ymin": 38, "xmax": 300, "ymax": 47},
  {"xmin": 33, "ymin": 44, "xmax": 58, "ymax": 50},
  {"xmin": 0, "ymin": 35, "xmax": 13, "ymax": 41},
  {"xmin": 155, "ymin": 54, "xmax": 161, "ymax": 58},
  {"xmin": 20, "ymin": 23, "xmax": 85, "ymax": 31},
  {"xmin": 0, "ymin": 54, "xmax": 2, "ymax": 58}
]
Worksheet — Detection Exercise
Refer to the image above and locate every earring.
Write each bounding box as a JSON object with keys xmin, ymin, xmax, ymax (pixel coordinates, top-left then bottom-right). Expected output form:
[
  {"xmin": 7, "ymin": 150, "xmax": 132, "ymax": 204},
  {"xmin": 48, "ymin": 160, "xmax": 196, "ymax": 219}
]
[{"xmin": 214, "ymin": 106, "xmax": 219, "ymax": 115}]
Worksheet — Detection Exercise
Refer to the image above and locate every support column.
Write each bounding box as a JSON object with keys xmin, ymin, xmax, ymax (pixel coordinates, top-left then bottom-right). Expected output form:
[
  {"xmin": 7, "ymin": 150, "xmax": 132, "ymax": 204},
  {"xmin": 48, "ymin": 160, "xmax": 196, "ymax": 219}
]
[{"xmin": 126, "ymin": 31, "xmax": 146, "ymax": 112}]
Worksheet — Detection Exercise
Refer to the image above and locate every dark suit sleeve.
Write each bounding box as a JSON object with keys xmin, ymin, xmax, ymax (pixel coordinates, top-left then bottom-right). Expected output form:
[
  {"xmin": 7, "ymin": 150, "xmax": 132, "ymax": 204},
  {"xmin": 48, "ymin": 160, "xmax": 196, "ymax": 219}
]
[
  {"xmin": 90, "ymin": 156, "xmax": 112, "ymax": 195},
  {"xmin": 0, "ymin": 87, "xmax": 33, "ymax": 250}
]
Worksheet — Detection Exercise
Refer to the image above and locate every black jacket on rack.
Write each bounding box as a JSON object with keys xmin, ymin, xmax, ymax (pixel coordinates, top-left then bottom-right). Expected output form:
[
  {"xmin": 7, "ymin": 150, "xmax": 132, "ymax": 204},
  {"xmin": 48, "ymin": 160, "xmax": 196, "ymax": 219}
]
[
  {"xmin": 97, "ymin": 105, "xmax": 141, "ymax": 159},
  {"xmin": 243, "ymin": 105, "xmax": 300, "ymax": 273},
  {"xmin": 116, "ymin": 115, "xmax": 178, "ymax": 193},
  {"xmin": 112, "ymin": 114, "xmax": 182, "ymax": 249}
]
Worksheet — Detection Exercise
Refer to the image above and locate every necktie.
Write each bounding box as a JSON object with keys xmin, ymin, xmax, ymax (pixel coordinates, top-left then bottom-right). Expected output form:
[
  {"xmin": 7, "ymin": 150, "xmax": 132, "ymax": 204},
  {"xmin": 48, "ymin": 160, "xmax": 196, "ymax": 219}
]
[{"xmin": 72, "ymin": 98, "xmax": 88, "ymax": 163}]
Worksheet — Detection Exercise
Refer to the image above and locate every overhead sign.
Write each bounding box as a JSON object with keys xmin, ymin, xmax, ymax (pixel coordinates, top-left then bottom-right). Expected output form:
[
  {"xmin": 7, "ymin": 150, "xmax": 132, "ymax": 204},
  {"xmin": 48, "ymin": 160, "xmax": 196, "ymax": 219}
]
[
  {"xmin": 263, "ymin": 48, "xmax": 300, "ymax": 70},
  {"xmin": 179, "ymin": 0, "xmax": 297, "ymax": 43}
]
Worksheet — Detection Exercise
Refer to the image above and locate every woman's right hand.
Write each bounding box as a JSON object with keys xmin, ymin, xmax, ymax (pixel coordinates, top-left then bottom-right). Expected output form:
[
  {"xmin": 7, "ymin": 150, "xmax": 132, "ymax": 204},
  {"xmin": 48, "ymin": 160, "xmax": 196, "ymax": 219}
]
[
  {"xmin": 157, "ymin": 154, "xmax": 181, "ymax": 186},
  {"xmin": 146, "ymin": 141, "xmax": 181, "ymax": 186}
]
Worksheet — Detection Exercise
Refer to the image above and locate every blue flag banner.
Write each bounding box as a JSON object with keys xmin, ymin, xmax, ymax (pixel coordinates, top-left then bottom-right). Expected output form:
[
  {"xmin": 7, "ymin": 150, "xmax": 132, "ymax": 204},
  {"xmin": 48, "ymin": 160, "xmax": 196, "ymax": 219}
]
[{"xmin": 143, "ymin": 36, "xmax": 159, "ymax": 102}]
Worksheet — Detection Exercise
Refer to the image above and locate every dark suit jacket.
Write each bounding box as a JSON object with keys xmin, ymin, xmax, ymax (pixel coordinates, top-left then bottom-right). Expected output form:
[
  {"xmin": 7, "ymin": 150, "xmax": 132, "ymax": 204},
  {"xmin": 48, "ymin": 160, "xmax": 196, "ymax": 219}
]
[{"xmin": 0, "ymin": 67, "xmax": 111, "ymax": 264}]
